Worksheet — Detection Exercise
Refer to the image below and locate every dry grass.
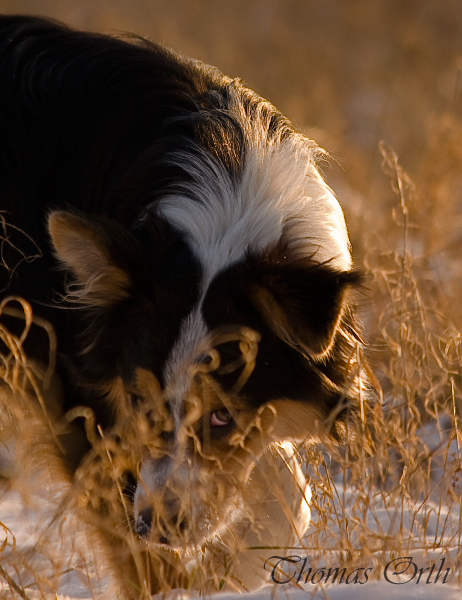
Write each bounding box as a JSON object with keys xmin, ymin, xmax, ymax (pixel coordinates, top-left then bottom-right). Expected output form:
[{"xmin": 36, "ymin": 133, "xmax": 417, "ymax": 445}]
[
  {"xmin": 0, "ymin": 299, "xmax": 105, "ymax": 599},
  {"xmin": 1, "ymin": 0, "xmax": 462, "ymax": 597},
  {"xmin": 1, "ymin": 140, "xmax": 461, "ymax": 596},
  {"xmin": 298, "ymin": 142, "xmax": 462, "ymax": 588}
]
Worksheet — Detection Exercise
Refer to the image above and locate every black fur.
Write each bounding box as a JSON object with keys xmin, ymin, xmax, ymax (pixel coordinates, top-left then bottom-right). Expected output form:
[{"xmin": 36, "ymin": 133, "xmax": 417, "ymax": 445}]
[{"xmin": 0, "ymin": 14, "xmax": 364, "ymax": 474}]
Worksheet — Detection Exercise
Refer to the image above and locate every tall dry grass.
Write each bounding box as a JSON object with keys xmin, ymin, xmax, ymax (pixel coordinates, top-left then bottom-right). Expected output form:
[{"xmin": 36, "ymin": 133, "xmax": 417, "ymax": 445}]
[
  {"xmin": 1, "ymin": 0, "xmax": 462, "ymax": 596},
  {"xmin": 298, "ymin": 142, "xmax": 462, "ymax": 590},
  {"xmin": 1, "ymin": 138, "xmax": 461, "ymax": 596}
]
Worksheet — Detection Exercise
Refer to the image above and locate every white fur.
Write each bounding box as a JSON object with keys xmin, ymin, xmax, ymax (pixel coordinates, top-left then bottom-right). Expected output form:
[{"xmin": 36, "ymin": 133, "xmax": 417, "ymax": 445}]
[
  {"xmin": 156, "ymin": 93, "xmax": 352, "ymax": 284},
  {"xmin": 162, "ymin": 306, "xmax": 209, "ymax": 429},
  {"xmin": 137, "ymin": 309, "xmax": 209, "ymax": 506},
  {"xmin": 192, "ymin": 442, "xmax": 312, "ymax": 592},
  {"xmin": 163, "ymin": 307, "xmax": 209, "ymax": 400}
]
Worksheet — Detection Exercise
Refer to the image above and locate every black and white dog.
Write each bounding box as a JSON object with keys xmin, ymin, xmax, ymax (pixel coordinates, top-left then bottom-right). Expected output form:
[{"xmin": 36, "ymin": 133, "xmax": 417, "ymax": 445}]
[{"xmin": 0, "ymin": 15, "xmax": 364, "ymax": 597}]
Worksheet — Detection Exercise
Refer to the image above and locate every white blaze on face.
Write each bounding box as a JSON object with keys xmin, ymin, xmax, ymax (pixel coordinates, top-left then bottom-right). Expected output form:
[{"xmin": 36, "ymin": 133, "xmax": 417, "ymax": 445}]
[
  {"xmin": 163, "ymin": 306, "xmax": 209, "ymax": 416},
  {"xmin": 134, "ymin": 456, "xmax": 172, "ymax": 517},
  {"xmin": 134, "ymin": 307, "xmax": 210, "ymax": 520},
  {"xmin": 156, "ymin": 134, "xmax": 353, "ymax": 436},
  {"xmin": 134, "ymin": 456, "xmax": 192, "ymax": 506}
]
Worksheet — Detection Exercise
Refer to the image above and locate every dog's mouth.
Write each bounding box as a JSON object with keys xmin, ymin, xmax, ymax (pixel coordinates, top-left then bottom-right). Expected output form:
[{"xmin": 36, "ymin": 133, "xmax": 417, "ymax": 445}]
[
  {"xmin": 134, "ymin": 504, "xmax": 193, "ymax": 549},
  {"xmin": 133, "ymin": 499, "xmax": 240, "ymax": 550},
  {"xmin": 132, "ymin": 458, "xmax": 245, "ymax": 549}
]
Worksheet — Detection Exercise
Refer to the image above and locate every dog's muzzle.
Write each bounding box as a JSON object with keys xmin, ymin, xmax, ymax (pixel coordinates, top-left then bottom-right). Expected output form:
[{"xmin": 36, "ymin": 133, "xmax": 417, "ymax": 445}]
[{"xmin": 134, "ymin": 455, "xmax": 183, "ymax": 544}]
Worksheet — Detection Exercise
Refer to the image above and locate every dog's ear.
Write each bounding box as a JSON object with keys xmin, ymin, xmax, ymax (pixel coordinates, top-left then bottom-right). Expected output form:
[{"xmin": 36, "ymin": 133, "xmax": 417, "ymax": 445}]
[
  {"xmin": 250, "ymin": 264, "xmax": 362, "ymax": 359},
  {"xmin": 48, "ymin": 211, "xmax": 131, "ymax": 306}
]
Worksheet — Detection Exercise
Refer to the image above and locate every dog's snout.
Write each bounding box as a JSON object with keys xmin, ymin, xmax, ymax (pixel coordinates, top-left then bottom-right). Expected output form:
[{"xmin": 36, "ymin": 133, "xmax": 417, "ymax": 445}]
[
  {"xmin": 163, "ymin": 488, "xmax": 181, "ymax": 517},
  {"xmin": 135, "ymin": 507, "xmax": 153, "ymax": 539},
  {"xmin": 134, "ymin": 455, "xmax": 196, "ymax": 544},
  {"xmin": 134, "ymin": 482, "xmax": 188, "ymax": 543}
]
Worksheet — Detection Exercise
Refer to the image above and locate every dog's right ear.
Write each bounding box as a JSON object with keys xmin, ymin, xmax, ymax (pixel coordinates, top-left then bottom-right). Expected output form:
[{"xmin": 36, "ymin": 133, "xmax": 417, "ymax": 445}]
[
  {"xmin": 249, "ymin": 263, "xmax": 362, "ymax": 359},
  {"xmin": 48, "ymin": 211, "xmax": 131, "ymax": 307}
]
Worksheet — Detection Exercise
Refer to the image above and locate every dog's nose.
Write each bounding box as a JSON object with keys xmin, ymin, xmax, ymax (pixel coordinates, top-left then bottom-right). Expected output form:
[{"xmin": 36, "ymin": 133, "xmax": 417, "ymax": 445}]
[
  {"xmin": 135, "ymin": 497, "xmax": 188, "ymax": 544},
  {"xmin": 135, "ymin": 506, "xmax": 153, "ymax": 538}
]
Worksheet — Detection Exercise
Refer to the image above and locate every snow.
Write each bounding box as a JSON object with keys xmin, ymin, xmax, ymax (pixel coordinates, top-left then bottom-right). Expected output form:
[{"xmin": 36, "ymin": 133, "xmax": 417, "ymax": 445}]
[
  {"xmin": 0, "ymin": 488, "xmax": 111, "ymax": 599},
  {"xmin": 220, "ymin": 582, "xmax": 462, "ymax": 599},
  {"xmin": 0, "ymin": 468, "xmax": 460, "ymax": 599},
  {"xmin": 0, "ymin": 412, "xmax": 460, "ymax": 599}
]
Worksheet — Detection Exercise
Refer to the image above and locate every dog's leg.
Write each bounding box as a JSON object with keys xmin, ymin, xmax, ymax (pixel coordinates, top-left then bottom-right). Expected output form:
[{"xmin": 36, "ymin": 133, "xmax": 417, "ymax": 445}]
[{"xmin": 199, "ymin": 442, "xmax": 311, "ymax": 593}]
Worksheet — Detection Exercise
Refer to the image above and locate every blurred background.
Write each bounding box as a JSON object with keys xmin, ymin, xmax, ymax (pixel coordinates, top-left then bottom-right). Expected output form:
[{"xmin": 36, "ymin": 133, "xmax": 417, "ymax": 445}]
[{"xmin": 1, "ymin": 0, "xmax": 462, "ymax": 326}]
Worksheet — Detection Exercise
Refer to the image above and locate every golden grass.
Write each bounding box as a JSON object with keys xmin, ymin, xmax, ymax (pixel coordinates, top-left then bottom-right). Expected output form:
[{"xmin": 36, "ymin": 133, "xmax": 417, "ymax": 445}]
[
  {"xmin": 1, "ymin": 139, "xmax": 461, "ymax": 596},
  {"xmin": 296, "ymin": 142, "xmax": 462, "ymax": 589},
  {"xmin": 1, "ymin": 2, "xmax": 462, "ymax": 596}
]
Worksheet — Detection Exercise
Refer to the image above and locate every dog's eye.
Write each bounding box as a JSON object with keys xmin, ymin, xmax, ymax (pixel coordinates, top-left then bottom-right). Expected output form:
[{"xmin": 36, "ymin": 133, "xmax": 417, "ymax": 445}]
[{"xmin": 210, "ymin": 408, "xmax": 232, "ymax": 427}]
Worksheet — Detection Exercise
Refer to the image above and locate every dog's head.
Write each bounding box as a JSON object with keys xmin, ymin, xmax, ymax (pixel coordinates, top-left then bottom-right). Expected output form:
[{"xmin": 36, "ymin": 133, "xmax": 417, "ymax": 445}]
[{"xmin": 48, "ymin": 95, "xmax": 364, "ymax": 549}]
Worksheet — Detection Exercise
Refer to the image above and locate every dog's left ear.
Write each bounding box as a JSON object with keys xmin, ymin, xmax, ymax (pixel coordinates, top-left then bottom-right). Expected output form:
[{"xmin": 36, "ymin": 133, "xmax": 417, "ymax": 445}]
[
  {"xmin": 48, "ymin": 211, "xmax": 132, "ymax": 306},
  {"xmin": 250, "ymin": 265, "xmax": 362, "ymax": 359}
]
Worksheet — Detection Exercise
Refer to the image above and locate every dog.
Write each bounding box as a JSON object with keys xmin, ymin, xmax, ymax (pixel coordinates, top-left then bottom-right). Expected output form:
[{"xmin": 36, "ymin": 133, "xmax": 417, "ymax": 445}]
[{"xmin": 0, "ymin": 14, "xmax": 364, "ymax": 598}]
